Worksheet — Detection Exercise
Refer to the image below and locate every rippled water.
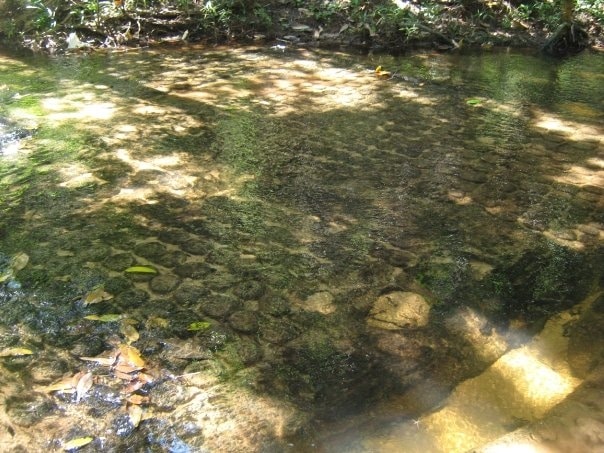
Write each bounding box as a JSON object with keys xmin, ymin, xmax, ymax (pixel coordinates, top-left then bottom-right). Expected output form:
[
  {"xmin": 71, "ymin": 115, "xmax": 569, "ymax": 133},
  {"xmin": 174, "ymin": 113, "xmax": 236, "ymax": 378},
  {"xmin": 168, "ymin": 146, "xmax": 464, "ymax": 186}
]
[{"xmin": 0, "ymin": 45, "xmax": 602, "ymax": 452}]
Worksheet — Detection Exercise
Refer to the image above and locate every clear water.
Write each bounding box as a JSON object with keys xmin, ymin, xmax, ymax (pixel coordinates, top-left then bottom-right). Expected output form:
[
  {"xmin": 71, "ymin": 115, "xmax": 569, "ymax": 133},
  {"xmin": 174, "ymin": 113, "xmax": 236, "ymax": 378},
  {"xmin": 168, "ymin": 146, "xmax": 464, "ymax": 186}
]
[{"xmin": 0, "ymin": 45, "xmax": 602, "ymax": 452}]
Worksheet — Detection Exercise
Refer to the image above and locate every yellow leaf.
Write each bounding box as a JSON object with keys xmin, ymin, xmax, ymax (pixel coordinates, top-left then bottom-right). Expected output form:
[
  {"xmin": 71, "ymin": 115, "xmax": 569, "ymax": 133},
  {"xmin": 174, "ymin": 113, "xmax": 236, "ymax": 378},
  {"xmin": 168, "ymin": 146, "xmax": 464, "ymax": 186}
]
[
  {"xmin": 0, "ymin": 347, "xmax": 34, "ymax": 357},
  {"xmin": 124, "ymin": 266, "xmax": 157, "ymax": 274},
  {"xmin": 128, "ymin": 404, "xmax": 143, "ymax": 428},
  {"xmin": 84, "ymin": 314, "xmax": 122, "ymax": 322},
  {"xmin": 120, "ymin": 323, "xmax": 139, "ymax": 345},
  {"xmin": 83, "ymin": 287, "xmax": 113, "ymax": 306},
  {"xmin": 63, "ymin": 436, "xmax": 94, "ymax": 450},
  {"xmin": 117, "ymin": 344, "xmax": 145, "ymax": 369}
]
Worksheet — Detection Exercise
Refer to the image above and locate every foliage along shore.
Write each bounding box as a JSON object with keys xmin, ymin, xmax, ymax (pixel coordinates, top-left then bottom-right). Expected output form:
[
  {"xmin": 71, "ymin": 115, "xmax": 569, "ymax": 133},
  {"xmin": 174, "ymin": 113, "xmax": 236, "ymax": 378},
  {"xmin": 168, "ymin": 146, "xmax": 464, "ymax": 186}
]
[{"xmin": 0, "ymin": 1, "xmax": 603, "ymax": 55}]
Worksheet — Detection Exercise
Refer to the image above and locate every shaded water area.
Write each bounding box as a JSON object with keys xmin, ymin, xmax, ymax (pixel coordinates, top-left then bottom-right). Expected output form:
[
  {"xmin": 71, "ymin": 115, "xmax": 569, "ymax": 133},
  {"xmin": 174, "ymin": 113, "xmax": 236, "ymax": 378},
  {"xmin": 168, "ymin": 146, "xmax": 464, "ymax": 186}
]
[{"xmin": 0, "ymin": 44, "xmax": 603, "ymax": 452}]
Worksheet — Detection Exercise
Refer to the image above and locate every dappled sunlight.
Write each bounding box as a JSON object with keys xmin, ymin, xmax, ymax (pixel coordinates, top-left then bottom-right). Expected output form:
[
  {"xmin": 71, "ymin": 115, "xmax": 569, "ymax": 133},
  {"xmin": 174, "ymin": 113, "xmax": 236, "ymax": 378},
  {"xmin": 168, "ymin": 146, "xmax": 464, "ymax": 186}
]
[
  {"xmin": 533, "ymin": 109, "xmax": 602, "ymax": 142},
  {"xmin": 356, "ymin": 304, "xmax": 584, "ymax": 453},
  {"xmin": 58, "ymin": 163, "xmax": 106, "ymax": 189},
  {"xmin": 496, "ymin": 350, "xmax": 576, "ymax": 415},
  {"xmin": 42, "ymin": 97, "xmax": 116, "ymax": 121},
  {"xmin": 551, "ymin": 162, "xmax": 604, "ymax": 188},
  {"xmin": 139, "ymin": 47, "xmax": 399, "ymax": 116}
]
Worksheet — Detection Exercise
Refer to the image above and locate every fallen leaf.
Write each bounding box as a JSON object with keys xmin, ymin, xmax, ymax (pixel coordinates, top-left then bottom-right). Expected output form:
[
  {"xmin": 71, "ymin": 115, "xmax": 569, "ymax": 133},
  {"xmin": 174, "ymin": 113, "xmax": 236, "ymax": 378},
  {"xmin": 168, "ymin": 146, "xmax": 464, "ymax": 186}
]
[
  {"xmin": 136, "ymin": 372, "xmax": 154, "ymax": 384},
  {"xmin": 11, "ymin": 252, "xmax": 29, "ymax": 272},
  {"xmin": 114, "ymin": 369, "xmax": 137, "ymax": 381},
  {"xmin": 120, "ymin": 323, "xmax": 139, "ymax": 345},
  {"xmin": 124, "ymin": 266, "xmax": 157, "ymax": 274},
  {"xmin": 42, "ymin": 372, "xmax": 84, "ymax": 394},
  {"xmin": 80, "ymin": 352, "xmax": 117, "ymax": 367},
  {"xmin": 114, "ymin": 363, "xmax": 141, "ymax": 375},
  {"xmin": 117, "ymin": 344, "xmax": 145, "ymax": 369},
  {"xmin": 187, "ymin": 321, "xmax": 211, "ymax": 331},
  {"xmin": 146, "ymin": 316, "xmax": 169, "ymax": 329},
  {"xmin": 0, "ymin": 347, "xmax": 34, "ymax": 357},
  {"xmin": 128, "ymin": 404, "xmax": 143, "ymax": 428},
  {"xmin": 123, "ymin": 380, "xmax": 145, "ymax": 394},
  {"xmin": 75, "ymin": 372, "xmax": 93, "ymax": 402},
  {"xmin": 83, "ymin": 287, "xmax": 113, "ymax": 306},
  {"xmin": 63, "ymin": 436, "xmax": 94, "ymax": 450},
  {"xmin": 84, "ymin": 314, "xmax": 122, "ymax": 322},
  {"xmin": 127, "ymin": 394, "xmax": 149, "ymax": 405}
]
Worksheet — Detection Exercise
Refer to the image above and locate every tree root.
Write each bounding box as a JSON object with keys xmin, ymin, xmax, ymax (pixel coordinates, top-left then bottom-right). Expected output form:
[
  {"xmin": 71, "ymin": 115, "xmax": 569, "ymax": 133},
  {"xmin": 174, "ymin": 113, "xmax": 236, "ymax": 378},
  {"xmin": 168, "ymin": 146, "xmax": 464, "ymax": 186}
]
[{"xmin": 542, "ymin": 22, "xmax": 589, "ymax": 57}]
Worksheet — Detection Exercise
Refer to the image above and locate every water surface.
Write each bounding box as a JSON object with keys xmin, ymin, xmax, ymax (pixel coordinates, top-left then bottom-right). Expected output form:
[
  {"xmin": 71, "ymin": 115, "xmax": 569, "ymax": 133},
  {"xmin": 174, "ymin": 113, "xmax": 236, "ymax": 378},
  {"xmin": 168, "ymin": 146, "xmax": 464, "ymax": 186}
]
[{"xmin": 0, "ymin": 45, "xmax": 602, "ymax": 452}]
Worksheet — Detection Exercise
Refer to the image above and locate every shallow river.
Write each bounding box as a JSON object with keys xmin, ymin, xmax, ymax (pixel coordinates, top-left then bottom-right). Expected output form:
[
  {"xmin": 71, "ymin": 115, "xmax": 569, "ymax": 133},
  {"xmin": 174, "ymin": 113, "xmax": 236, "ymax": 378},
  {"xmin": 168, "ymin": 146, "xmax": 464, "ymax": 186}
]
[{"xmin": 0, "ymin": 44, "xmax": 602, "ymax": 452}]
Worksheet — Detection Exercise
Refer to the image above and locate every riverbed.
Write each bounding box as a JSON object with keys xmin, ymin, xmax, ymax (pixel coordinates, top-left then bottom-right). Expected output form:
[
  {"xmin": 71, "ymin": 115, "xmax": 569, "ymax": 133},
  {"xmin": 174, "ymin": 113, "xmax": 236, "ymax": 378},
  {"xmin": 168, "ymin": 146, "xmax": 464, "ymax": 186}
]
[{"xmin": 0, "ymin": 44, "xmax": 602, "ymax": 452}]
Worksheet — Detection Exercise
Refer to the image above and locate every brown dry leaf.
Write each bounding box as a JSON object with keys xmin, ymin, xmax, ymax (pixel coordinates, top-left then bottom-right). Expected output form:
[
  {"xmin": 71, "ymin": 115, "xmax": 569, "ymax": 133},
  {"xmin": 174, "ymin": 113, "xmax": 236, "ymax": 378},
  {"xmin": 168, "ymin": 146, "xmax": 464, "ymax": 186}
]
[
  {"xmin": 114, "ymin": 369, "xmax": 136, "ymax": 381},
  {"xmin": 75, "ymin": 372, "xmax": 93, "ymax": 402},
  {"xmin": 120, "ymin": 323, "xmax": 139, "ymax": 345},
  {"xmin": 123, "ymin": 380, "xmax": 145, "ymax": 394},
  {"xmin": 117, "ymin": 344, "xmax": 145, "ymax": 369},
  {"xmin": 43, "ymin": 372, "xmax": 83, "ymax": 394},
  {"xmin": 80, "ymin": 351, "xmax": 117, "ymax": 367},
  {"xmin": 128, "ymin": 404, "xmax": 143, "ymax": 428},
  {"xmin": 127, "ymin": 394, "xmax": 149, "ymax": 405},
  {"xmin": 83, "ymin": 287, "xmax": 113, "ymax": 306},
  {"xmin": 114, "ymin": 363, "xmax": 141, "ymax": 375},
  {"xmin": 136, "ymin": 372, "xmax": 154, "ymax": 384}
]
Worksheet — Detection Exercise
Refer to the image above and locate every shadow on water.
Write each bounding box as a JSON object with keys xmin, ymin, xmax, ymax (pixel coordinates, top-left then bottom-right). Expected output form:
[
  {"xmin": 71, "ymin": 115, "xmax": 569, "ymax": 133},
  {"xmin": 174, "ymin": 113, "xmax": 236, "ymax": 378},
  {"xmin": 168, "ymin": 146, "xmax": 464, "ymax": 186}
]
[{"xmin": 0, "ymin": 44, "xmax": 602, "ymax": 451}]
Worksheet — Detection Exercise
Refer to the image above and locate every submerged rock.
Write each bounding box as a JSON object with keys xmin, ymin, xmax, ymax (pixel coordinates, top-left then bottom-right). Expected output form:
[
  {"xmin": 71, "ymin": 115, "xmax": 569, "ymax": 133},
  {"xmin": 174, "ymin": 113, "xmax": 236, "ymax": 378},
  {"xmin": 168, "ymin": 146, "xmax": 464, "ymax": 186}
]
[
  {"xmin": 300, "ymin": 291, "xmax": 336, "ymax": 315},
  {"xmin": 367, "ymin": 291, "xmax": 431, "ymax": 330},
  {"xmin": 150, "ymin": 274, "xmax": 181, "ymax": 294}
]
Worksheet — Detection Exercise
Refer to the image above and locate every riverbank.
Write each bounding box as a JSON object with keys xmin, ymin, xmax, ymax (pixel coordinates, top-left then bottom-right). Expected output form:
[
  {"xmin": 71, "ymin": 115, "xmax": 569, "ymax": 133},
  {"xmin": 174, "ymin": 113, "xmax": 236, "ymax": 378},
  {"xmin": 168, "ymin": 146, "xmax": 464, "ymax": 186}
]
[{"xmin": 1, "ymin": 0, "xmax": 603, "ymax": 55}]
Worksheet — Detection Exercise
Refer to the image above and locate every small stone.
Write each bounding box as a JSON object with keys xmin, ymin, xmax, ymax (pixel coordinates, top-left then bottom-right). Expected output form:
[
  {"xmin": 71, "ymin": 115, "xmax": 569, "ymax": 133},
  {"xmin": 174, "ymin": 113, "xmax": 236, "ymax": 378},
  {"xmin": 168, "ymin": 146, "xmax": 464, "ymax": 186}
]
[
  {"xmin": 202, "ymin": 294, "xmax": 239, "ymax": 319},
  {"xmin": 302, "ymin": 291, "xmax": 336, "ymax": 315},
  {"xmin": 150, "ymin": 274, "xmax": 180, "ymax": 294},
  {"xmin": 134, "ymin": 241, "xmax": 167, "ymax": 261},
  {"xmin": 261, "ymin": 319, "xmax": 298, "ymax": 344},
  {"xmin": 367, "ymin": 291, "xmax": 431, "ymax": 330},
  {"xmin": 174, "ymin": 281, "xmax": 209, "ymax": 305},
  {"xmin": 229, "ymin": 310, "xmax": 259, "ymax": 333},
  {"xmin": 234, "ymin": 280, "xmax": 265, "ymax": 300},
  {"xmin": 103, "ymin": 253, "xmax": 134, "ymax": 271},
  {"xmin": 260, "ymin": 296, "xmax": 290, "ymax": 317},
  {"xmin": 174, "ymin": 262, "xmax": 215, "ymax": 279}
]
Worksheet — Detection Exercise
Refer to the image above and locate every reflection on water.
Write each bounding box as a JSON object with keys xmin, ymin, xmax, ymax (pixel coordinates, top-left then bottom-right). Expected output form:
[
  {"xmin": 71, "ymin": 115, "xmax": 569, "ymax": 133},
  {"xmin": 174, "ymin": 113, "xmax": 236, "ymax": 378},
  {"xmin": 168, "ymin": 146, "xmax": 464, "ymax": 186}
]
[{"xmin": 0, "ymin": 45, "xmax": 602, "ymax": 452}]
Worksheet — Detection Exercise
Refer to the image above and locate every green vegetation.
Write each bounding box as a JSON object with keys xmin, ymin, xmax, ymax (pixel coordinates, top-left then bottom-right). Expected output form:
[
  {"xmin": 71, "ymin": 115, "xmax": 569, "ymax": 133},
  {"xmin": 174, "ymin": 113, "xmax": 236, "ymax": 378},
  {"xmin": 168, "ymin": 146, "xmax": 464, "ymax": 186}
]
[{"xmin": 0, "ymin": 0, "xmax": 602, "ymax": 52}]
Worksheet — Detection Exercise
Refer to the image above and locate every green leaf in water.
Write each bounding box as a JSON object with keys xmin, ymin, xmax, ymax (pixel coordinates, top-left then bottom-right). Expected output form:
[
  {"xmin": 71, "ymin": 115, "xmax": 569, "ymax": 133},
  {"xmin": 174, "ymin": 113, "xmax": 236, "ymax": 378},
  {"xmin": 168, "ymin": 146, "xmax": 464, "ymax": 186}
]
[
  {"xmin": 0, "ymin": 251, "xmax": 29, "ymax": 282},
  {"xmin": 125, "ymin": 266, "xmax": 157, "ymax": 274},
  {"xmin": 187, "ymin": 321, "xmax": 212, "ymax": 331},
  {"xmin": 466, "ymin": 98, "xmax": 482, "ymax": 106},
  {"xmin": 84, "ymin": 314, "xmax": 122, "ymax": 322}
]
